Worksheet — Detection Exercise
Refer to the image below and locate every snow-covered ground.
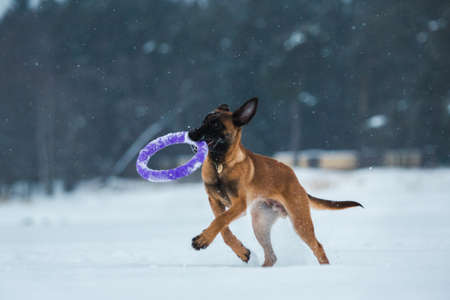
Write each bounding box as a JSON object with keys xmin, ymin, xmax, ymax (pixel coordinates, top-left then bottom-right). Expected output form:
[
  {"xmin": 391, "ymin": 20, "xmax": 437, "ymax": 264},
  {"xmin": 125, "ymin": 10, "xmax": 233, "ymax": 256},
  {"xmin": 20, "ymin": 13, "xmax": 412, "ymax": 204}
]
[{"xmin": 0, "ymin": 168, "xmax": 449, "ymax": 300}]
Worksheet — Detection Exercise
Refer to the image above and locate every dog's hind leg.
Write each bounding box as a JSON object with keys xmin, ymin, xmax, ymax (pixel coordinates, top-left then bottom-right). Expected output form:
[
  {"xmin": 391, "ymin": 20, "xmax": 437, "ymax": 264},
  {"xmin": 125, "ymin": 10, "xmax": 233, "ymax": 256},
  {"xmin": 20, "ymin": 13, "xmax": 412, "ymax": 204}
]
[
  {"xmin": 282, "ymin": 192, "xmax": 330, "ymax": 265},
  {"xmin": 207, "ymin": 197, "xmax": 251, "ymax": 263},
  {"xmin": 251, "ymin": 201, "xmax": 280, "ymax": 267}
]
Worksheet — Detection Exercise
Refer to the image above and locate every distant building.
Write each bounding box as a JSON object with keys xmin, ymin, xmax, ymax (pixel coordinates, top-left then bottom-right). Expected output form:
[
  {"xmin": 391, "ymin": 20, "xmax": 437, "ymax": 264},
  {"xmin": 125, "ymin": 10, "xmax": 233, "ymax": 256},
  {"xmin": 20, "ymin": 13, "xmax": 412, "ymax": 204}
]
[
  {"xmin": 274, "ymin": 149, "xmax": 424, "ymax": 169},
  {"xmin": 383, "ymin": 149, "xmax": 422, "ymax": 167},
  {"xmin": 274, "ymin": 150, "xmax": 358, "ymax": 170}
]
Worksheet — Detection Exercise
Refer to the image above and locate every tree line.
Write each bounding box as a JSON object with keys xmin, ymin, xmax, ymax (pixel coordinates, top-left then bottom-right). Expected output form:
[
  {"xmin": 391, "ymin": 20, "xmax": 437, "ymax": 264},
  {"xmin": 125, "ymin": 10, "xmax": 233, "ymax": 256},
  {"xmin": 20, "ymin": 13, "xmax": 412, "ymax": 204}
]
[{"xmin": 1, "ymin": 0, "xmax": 449, "ymax": 197}]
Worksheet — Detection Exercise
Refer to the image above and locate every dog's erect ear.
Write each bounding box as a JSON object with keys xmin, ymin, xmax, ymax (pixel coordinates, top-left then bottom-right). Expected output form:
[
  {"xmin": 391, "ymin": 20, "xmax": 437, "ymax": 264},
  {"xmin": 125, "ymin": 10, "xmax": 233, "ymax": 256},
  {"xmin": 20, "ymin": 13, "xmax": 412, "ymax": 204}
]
[
  {"xmin": 232, "ymin": 97, "xmax": 258, "ymax": 126},
  {"xmin": 216, "ymin": 104, "xmax": 230, "ymax": 112}
]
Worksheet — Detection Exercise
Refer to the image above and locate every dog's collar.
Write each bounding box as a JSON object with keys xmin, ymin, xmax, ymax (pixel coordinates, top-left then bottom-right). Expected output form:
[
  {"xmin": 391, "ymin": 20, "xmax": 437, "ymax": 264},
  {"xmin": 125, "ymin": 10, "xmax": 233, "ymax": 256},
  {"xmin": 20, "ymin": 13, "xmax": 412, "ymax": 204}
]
[
  {"xmin": 211, "ymin": 145, "xmax": 245, "ymax": 174},
  {"xmin": 213, "ymin": 162, "xmax": 224, "ymax": 174}
]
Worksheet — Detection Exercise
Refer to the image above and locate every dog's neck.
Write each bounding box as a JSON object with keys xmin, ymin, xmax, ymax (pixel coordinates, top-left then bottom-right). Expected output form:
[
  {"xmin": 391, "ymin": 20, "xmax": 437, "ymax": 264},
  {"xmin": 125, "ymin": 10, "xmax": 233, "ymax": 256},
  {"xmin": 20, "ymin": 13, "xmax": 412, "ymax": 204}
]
[
  {"xmin": 224, "ymin": 142, "xmax": 246, "ymax": 166},
  {"xmin": 208, "ymin": 131, "xmax": 246, "ymax": 168}
]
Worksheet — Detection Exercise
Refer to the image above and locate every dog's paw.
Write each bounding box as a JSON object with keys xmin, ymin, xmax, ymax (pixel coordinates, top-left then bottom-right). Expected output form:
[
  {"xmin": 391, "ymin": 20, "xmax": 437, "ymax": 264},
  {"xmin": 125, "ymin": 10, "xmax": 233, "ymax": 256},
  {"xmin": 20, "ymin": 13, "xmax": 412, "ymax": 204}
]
[
  {"xmin": 192, "ymin": 234, "xmax": 210, "ymax": 250},
  {"xmin": 237, "ymin": 248, "xmax": 251, "ymax": 263}
]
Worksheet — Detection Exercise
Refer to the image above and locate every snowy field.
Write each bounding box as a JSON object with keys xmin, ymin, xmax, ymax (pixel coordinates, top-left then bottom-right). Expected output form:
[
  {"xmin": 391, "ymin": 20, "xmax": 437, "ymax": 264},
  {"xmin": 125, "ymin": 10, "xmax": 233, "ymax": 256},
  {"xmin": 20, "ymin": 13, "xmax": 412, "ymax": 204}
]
[{"xmin": 0, "ymin": 168, "xmax": 449, "ymax": 300}]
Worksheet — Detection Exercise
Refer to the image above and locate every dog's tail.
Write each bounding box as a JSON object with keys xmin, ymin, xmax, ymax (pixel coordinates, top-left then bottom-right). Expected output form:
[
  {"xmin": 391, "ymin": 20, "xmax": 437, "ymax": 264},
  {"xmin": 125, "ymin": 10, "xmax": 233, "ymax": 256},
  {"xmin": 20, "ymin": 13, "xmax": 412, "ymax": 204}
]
[{"xmin": 308, "ymin": 193, "xmax": 363, "ymax": 210}]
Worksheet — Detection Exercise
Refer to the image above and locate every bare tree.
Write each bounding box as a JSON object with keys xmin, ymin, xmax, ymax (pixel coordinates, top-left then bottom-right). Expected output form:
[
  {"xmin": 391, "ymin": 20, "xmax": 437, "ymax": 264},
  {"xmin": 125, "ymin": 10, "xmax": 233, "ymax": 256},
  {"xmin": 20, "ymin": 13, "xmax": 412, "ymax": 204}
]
[{"xmin": 289, "ymin": 99, "xmax": 301, "ymax": 166}]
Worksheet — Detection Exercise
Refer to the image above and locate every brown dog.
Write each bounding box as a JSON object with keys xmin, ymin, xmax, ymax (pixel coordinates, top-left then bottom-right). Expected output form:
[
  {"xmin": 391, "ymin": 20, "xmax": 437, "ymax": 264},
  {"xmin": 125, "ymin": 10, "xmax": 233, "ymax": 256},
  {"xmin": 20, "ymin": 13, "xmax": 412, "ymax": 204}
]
[{"xmin": 188, "ymin": 98, "xmax": 362, "ymax": 267}]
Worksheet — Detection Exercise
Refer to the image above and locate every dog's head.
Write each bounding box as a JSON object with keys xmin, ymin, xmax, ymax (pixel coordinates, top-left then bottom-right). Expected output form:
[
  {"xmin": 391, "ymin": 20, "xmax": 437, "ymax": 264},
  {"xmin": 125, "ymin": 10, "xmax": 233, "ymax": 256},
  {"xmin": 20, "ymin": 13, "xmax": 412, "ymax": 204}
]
[{"xmin": 188, "ymin": 97, "xmax": 258, "ymax": 157}]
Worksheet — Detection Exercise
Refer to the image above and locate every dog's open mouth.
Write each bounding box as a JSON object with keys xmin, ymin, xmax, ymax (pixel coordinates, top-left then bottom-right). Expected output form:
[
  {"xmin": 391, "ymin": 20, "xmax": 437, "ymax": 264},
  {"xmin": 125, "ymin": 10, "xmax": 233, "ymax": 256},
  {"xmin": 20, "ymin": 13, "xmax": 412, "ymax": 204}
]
[{"xmin": 205, "ymin": 137, "xmax": 223, "ymax": 149}]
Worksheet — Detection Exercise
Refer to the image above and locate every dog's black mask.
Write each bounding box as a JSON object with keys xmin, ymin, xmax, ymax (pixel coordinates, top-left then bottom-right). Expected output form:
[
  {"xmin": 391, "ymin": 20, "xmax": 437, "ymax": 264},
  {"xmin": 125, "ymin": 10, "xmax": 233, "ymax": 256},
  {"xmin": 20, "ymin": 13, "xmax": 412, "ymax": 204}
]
[{"xmin": 188, "ymin": 111, "xmax": 230, "ymax": 161}]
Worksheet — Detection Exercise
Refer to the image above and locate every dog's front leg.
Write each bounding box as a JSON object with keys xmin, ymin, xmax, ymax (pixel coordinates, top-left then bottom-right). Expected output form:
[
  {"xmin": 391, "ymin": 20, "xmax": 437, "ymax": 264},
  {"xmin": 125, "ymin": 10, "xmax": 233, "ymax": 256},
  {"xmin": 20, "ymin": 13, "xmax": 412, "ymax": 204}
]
[
  {"xmin": 192, "ymin": 198, "xmax": 247, "ymax": 251},
  {"xmin": 207, "ymin": 197, "xmax": 251, "ymax": 262}
]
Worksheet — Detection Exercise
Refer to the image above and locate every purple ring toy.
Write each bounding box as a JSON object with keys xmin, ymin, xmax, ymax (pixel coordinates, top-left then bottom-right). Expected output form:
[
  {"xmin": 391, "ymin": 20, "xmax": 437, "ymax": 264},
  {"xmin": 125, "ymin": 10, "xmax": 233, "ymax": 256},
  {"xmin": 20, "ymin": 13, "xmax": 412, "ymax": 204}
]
[{"xmin": 136, "ymin": 131, "xmax": 208, "ymax": 182}]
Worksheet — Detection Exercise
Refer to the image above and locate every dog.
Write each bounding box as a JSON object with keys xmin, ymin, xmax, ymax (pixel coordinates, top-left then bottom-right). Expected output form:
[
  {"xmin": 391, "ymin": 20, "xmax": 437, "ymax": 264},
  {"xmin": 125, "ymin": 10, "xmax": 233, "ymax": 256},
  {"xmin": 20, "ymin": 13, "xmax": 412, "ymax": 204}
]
[{"xmin": 188, "ymin": 97, "xmax": 362, "ymax": 266}]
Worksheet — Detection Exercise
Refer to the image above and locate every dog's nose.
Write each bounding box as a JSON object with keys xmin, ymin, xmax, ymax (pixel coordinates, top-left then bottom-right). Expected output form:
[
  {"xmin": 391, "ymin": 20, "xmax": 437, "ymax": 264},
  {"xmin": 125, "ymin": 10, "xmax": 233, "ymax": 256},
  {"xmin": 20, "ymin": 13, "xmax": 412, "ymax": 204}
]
[{"xmin": 188, "ymin": 129, "xmax": 202, "ymax": 141}]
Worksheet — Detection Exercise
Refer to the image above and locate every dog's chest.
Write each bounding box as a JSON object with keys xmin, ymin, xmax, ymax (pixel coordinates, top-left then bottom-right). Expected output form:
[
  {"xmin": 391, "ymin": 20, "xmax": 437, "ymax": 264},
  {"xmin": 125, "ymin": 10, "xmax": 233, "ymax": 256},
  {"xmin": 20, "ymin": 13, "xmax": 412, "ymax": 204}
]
[{"xmin": 204, "ymin": 172, "xmax": 238, "ymax": 207}]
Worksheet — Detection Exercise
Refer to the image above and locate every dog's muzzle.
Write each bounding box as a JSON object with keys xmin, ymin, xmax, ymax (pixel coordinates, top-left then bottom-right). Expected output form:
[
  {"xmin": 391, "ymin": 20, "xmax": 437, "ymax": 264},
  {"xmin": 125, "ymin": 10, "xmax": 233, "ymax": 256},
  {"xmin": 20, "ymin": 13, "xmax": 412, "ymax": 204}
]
[{"xmin": 188, "ymin": 129, "xmax": 203, "ymax": 142}]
